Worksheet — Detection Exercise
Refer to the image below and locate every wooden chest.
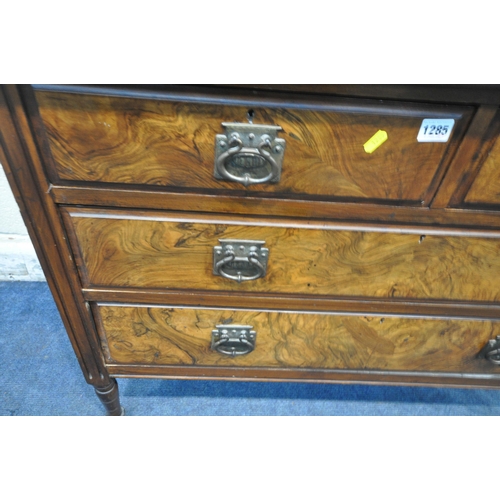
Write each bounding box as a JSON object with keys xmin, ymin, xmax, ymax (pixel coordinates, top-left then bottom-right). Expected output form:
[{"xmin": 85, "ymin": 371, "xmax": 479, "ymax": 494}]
[{"xmin": 2, "ymin": 84, "xmax": 500, "ymax": 415}]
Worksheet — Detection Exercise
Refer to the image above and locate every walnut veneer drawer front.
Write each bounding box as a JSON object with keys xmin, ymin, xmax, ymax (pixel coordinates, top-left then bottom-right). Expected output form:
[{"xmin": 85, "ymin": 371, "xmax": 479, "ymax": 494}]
[
  {"xmin": 465, "ymin": 129, "xmax": 500, "ymax": 206},
  {"xmin": 65, "ymin": 209, "xmax": 500, "ymax": 302},
  {"xmin": 95, "ymin": 304, "xmax": 500, "ymax": 376},
  {"xmin": 35, "ymin": 90, "xmax": 471, "ymax": 205}
]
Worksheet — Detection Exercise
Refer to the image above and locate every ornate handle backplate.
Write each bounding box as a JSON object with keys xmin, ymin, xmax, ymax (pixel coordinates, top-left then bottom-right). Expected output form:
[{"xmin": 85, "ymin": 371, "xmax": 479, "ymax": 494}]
[
  {"xmin": 480, "ymin": 336, "xmax": 500, "ymax": 365},
  {"xmin": 214, "ymin": 123, "xmax": 285, "ymax": 187},
  {"xmin": 211, "ymin": 325, "xmax": 257, "ymax": 357},
  {"xmin": 213, "ymin": 239, "xmax": 269, "ymax": 283}
]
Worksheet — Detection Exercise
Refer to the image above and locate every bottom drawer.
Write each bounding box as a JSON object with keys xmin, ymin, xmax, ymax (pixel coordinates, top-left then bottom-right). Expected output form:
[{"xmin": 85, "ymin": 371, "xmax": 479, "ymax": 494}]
[{"xmin": 94, "ymin": 304, "xmax": 500, "ymax": 375}]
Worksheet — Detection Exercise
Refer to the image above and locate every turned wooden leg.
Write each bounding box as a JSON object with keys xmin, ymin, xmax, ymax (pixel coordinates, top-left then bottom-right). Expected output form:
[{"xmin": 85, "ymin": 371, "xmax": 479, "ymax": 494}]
[{"xmin": 94, "ymin": 379, "xmax": 124, "ymax": 416}]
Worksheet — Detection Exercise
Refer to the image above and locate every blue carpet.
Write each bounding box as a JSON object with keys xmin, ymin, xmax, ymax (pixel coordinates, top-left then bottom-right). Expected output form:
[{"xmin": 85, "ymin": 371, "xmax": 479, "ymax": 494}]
[{"xmin": 1, "ymin": 281, "xmax": 500, "ymax": 416}]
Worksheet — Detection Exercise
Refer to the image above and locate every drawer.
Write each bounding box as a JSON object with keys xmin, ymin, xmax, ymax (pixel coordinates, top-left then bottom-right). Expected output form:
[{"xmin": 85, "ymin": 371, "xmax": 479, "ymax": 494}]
[
  {"xmin": 65, "ymin": 208, "xmax": 500, "ymax": 303},
  {"xmin": 34, "ymin": 89, "xmax": 471, "ymax": 206},
  {"xmin": 465, "ymin": 132, "xmax": 500, "ymax": 206},
  {"xmin": 94, "ymin": 304, "xmax": 500, "ymax": 374}
]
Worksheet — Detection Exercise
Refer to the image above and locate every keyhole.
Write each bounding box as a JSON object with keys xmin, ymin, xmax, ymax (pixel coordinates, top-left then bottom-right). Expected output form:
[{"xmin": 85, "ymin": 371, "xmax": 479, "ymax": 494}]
[{"xmin": 247, "ymin": 109, "xmax": 255, "ymax": 123}]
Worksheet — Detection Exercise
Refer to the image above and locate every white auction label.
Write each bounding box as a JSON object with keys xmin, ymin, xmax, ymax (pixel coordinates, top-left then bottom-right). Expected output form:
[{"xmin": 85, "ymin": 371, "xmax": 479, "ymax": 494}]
[{"xmin": 417, "ymin": 119, "xmax": 455, "ymax": 143}]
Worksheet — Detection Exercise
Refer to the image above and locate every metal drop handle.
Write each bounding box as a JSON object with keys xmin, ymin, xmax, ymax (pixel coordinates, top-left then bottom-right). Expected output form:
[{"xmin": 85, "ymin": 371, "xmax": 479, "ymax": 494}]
[
  {"xmin": 481, "ymin": 336, "xmax": 500, "ymax": 365},
  {"xmin": 213, "ymin": 240, "xmax": 269, "ymax": 283},
  {"xmin": 214, "ymin": 123, "xmax": 285, "ymax": 187},
  {"xmin": 211, "ymin": 326, "xmax": 257, "ymax": 357},
  {"xmin": 216, "ymin": 133, "xmax": 280, "ymax": 186},
  {"xmin": 214, "ymin": 247, "xmax": 266, "ymax": 283}
]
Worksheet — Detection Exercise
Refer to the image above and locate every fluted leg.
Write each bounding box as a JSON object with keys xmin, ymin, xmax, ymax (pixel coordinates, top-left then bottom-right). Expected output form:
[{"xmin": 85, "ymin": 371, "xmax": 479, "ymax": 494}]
[{"xmin": 94, "ymin": 379, "xmax": 124, "ymax": 416}]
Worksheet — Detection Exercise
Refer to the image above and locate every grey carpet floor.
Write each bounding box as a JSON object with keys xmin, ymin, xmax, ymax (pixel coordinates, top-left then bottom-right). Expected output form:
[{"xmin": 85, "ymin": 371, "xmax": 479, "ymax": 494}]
[{"xmin": 1, "ymin": 281, "xmax": 500, "ymax": 416}]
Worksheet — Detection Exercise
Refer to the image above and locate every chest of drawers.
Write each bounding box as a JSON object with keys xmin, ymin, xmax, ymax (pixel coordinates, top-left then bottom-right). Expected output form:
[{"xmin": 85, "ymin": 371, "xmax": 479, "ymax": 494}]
[{"xmin": 2, "ymin": 84, "xmax": 500, "ymax": 415}]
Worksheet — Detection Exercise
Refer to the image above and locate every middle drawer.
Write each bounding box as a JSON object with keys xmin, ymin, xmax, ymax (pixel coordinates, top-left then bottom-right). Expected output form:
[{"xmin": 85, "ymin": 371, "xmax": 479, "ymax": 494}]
[{"xmin": 64, "ymin": 208, "xmax": 500, "ymax": 302}]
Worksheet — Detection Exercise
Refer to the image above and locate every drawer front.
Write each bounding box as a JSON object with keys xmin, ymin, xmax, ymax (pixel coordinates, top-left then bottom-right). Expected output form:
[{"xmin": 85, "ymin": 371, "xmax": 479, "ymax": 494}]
[
  {"xmin": 35, "ymin": 90, "xmax": 470, "ymax": 205},
  {"xmin": 66, "ymin": 209, "xmax": 500, "ymax": 302},
  {"xmin": 95, "ymin": 304, "xmax": 500, "ymax": 374},
  {"xmin": 465, "ymin": 133, "xmax": 500, "ymax": 206}
]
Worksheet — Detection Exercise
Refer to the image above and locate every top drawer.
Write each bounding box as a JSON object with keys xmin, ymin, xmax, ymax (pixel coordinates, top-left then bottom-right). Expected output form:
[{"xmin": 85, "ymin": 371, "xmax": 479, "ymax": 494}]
[
  {"xmin": 33, "ymin": 88, "xmax": 472, "ymax": 206},
  {"xmin": 464, "ymin": 125, "xmax": 500, "ymax": 207}
]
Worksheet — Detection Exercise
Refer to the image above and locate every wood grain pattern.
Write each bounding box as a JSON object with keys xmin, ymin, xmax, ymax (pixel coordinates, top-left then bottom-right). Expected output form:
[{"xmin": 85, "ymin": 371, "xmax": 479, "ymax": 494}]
[
  {"xmin": 95, "ymin": 305, "xmax": 500, "ymax": 374},
  {"xmin": 65, "ymin": 210, "xmax": 500, "ymax": 302},
  {"xmin": 35, "ymin": 84, "xmax": 500, "ymax": 107},
  {"xmin": 35, "ymin": 90, "xmax": 468, "ymax": 204},
  {"xmin": 83, "ymin": 287, "xmax": 500, "ymax": 320},
  {"xmin": 51, "ymin": 184, "xmax": 500, "ymax": 229},
  {"xmin": 465, "ymin": 133, "xmax": 500, "ymax": 205},
  {"xmin": 7, "ymin": 83, "xmax": 500, "ymax": 412},
  {"xmin": 430, "ymin": 106, "xmax": 500, "ymax": 208},
  {"xmin": 0, "ymin": 86, "xmax": 111, "ymax": 386},
  {"xmin": 106, "ymin": 364, "xmax": 500, "ymax": 388}
]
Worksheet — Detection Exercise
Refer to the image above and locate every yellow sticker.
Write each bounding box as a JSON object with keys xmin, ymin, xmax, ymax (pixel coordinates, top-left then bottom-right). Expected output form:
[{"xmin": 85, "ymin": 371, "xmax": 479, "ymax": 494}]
[{"xmin": 364, "ymin": 130, "xmax": 388, "ymax": 154}]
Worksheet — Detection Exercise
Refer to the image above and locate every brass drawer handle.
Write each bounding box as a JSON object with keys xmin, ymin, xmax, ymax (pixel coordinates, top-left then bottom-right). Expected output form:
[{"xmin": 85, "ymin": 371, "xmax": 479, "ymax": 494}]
[
  {"xmin": 214, "ymin": 123, "xmax": 285, "ymax": 187},
  {"xmin": 213, "ymin": 239, "xmax": 269, "ymax": 283},
  {"xmin": 211, "ymin": 325, "xmax": 256, "ymax": 357},
  {"xmin": 481, "ymin": 336, "xmax": 500, "ymax": 365}
]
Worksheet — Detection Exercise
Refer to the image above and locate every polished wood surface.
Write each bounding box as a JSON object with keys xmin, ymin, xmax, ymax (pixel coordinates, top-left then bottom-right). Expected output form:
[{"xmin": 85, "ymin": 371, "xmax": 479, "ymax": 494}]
[
  {"xmin": 4, "ymin": 84, "xmax": 500, "ymax": 414},
  {"xmin": 211, "ymin": 85, "xmax": 500, "ymax": 105},
  {"xmin": 0, "ymin": 85, "xmax": 110, "ymax": 386},
  {"xmin": 466, "ymin": 133, "xmax": 500, "ymax": 205},
  {"xmin": 94, "ymin": 379, "xmax": 123, "ymax": 416},
  {"xmin": 106, "ymin": 364, "xmax": 500, "ymax": 389},
  {"xmin": 95, "ymin": 304, "xmax": 498, "ymax": 374},
  {"xmin": 51, "ymin": 184, "xmax": 500, "ymax": 229},
  {"xmin": 35, "ymin": 90, "xmax": 469, "ymax": 204},
  {"xmin": 36, "ymin": 84, "xmax": 500, "ymax": 106},
  {"xmin": 430, "ymin": 106, "xmax": 500, "ymax": 208},
  {"xmin": 66, "ymin": 209, "xmax": 500, "ymax": 302},
  {"xmin": 83, "ymin": 287, "xmax": 500, "ymax": 320}
]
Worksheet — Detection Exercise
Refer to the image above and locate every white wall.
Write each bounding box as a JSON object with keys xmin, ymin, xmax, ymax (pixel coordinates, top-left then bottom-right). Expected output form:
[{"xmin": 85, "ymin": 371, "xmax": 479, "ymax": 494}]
[
  {"xmin": 0, "ymin": 164, "xmax": 28, "ymax": 234},
  {"xmin": 0, "ymin": 163, "xmax": 45, "ymax": 280}
]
